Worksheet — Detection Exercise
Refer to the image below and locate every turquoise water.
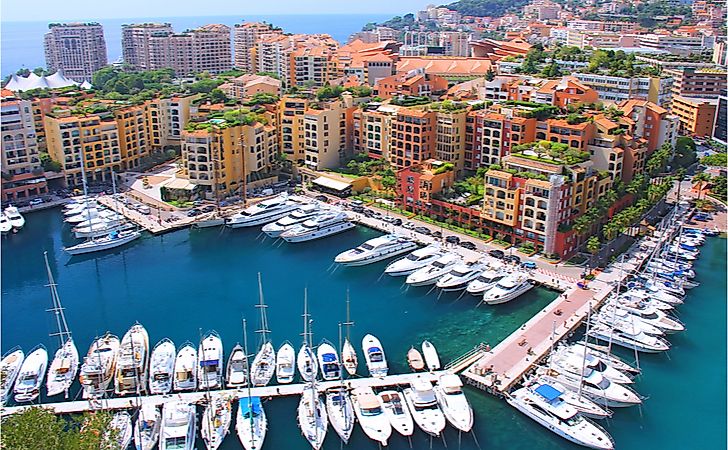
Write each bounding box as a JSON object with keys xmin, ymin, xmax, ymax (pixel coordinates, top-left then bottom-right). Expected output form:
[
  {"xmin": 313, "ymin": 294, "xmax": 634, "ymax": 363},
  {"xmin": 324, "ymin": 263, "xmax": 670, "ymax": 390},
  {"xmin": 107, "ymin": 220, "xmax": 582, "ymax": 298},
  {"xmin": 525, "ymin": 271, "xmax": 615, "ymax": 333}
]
[{"xmin": 1, "ymin": 207, "xmax": 725, "ymax": 449}]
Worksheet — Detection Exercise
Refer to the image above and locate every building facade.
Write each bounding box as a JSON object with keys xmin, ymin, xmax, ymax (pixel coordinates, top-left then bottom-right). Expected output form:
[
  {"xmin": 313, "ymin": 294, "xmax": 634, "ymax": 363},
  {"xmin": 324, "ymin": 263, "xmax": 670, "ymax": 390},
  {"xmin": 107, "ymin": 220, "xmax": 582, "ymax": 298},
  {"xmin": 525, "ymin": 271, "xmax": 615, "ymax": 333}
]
[
  {"xmin": 121, "ymin": 23, "xmax": 173, "ymax": 71},
  {"xmin": 44, "ymin": 23, "xmax": 108, "ymax": 82},
  {"xmin": 1, "ymin": 95, "xmax": 47, "ymax": 201}
]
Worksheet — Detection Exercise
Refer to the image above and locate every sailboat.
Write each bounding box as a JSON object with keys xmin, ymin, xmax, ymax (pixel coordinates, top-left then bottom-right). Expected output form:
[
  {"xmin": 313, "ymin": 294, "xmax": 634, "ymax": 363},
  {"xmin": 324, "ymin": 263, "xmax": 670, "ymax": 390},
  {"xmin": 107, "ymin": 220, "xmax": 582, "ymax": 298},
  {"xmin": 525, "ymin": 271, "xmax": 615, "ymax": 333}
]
[
  {"xmin": 250, "ymin": 273, "xmax": 275, "ymax": 386},
  {"xmin": 297, "ymin": 289, "xmax": 318, "ymax": 383},
  {"xmin": 201, "ymin": 394, "xmax": 232, "ymax": 450},
  {"xmin": 64, "ymin": 170, "xmax": 141, "ymax": 255},
  {"xmin": 341, "ymin": 291, "xmax": 357, "ymax": 376},
  {"xmin": 325, "ymin": 323, "xmax": 354, "ymax": 444},
  {"xmin": 43, "ymin": 252, "xmax": 79, "ymax": 398},
  {"xmin": 237, "ymin": 319, "xmax": 268, "ymax": 450},
  {"xmin": 226, "ymin": 343, "xmax": 248, "ymax": 388},
  {"xmin": 1, "ymin": 347, "xmax": 24, "ymax": 405},
  {"xmin": 134, "ymin": 404, "xmax": 161, "ymax": 450}
]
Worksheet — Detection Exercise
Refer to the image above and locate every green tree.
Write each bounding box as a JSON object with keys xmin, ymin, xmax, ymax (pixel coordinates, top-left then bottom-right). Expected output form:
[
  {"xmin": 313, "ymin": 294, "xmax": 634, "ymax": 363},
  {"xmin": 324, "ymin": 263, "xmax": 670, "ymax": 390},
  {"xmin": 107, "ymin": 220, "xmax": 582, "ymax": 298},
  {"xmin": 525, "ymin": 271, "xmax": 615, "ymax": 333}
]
[
  {"xmin": 586, "ymin": 236, "xmax": 600, "ymax": 270},
  {"xmin": 1, "ymin": 407, "xmax": 112, "ymax": 450},
  {"xmin": 484, "ymin": 68, "xmax": 495, "ymax": 81},
  {"xmin": 692, "ymin": 172, "xmax": 712, "ymax": 201}
]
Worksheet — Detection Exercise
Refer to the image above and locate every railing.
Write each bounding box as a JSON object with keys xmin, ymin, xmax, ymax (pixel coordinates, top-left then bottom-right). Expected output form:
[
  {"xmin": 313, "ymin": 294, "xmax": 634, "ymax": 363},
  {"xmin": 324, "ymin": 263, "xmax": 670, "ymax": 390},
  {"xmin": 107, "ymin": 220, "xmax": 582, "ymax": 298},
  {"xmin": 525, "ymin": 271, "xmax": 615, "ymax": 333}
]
[{"xmin": 445, "ymin": 343, "xmax": 488, "ymax": 372}]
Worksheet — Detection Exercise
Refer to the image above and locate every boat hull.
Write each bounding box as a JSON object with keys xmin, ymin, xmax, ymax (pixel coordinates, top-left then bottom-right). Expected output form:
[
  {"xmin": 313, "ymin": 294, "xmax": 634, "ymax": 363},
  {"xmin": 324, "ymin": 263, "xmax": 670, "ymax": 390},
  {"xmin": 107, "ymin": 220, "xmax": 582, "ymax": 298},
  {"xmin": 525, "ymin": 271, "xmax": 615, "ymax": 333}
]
[{"xmin": 282, "ymin": 222, "xmax": 355, "ymax": 243}]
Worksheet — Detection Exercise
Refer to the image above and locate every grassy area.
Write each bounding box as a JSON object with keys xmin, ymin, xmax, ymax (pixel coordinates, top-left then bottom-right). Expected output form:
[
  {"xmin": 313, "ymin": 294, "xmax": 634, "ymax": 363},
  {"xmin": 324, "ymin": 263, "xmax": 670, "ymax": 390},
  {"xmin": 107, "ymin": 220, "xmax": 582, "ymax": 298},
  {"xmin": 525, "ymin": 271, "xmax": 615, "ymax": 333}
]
[{"xmin": 166, "ymin": 200, "xmax": 193, "ymax": 208}]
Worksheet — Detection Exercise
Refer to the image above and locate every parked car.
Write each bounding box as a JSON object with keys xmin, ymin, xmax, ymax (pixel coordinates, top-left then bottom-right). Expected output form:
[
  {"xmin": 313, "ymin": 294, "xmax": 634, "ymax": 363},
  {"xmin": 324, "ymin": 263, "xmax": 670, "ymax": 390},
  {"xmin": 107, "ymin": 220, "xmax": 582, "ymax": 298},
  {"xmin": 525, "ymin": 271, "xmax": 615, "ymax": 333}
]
[
  {"xmin": 459, "ymin": 241, "xmax": 477, "ymax": 250},
  {"xmin": 186, "ymin": 209, "xmax": 201, "ymax": 217},
  {"xmin": 521, "ymin": 261, "xmax": 537, "ymax": 269},
  {"xmin": 488, "ymin": 249, "xmax": 505, "ymax": 259},
  {"xmin": 445, "ymin": 235, "xmax": 460, "ymax": 244},
  {"xmin": 504, "ymin": 255, "xmax": 522, "ymax": 265},
  {"xmin": 137, "ymin": 205, "xmax": 151, "ymax": 215},
  {"xmin": 192, "ymin": 200, "xmax": 205, "ymax": 207},
  {"xmin": 432, "ymin": 231, "xmax": 442, "ymax": 239},
  {"xmin": 352, "ymin": 206, "xmax": 365, "ymax": 213},
  {"xmin": 392, "ymin": 218, "xmax": 403, "ymax": 226},
  {"xmin": 382, "ymin": 216, "xmax": 395, "ymax": 223},
  {"xmin": 315, "ymin": 195, "xmax": 329, "ymax": 203},
  {"xmin": 414, "ymin": 226, "xmax": 431, "ymax": 235},
  {"xmin": 29, "ymin": 198, "xmax": 44, "ymax": 206},
  {"xmin": 351, "ymin": 199, "xmax": 364, "ymax": 206},
  {"xmin": 201, "ymin": 205, "xmax": 216, "ymax": 213},
  {"xmin": 402, "ymin": 222, "xmax": 415, "ymax": 230}
]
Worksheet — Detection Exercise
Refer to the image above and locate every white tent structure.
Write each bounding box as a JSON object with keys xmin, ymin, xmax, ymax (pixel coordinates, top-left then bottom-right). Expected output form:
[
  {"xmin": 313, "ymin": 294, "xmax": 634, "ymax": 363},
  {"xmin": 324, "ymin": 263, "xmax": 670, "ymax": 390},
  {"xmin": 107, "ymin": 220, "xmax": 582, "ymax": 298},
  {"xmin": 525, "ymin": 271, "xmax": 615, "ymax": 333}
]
[{"xmin": 3, "ymin": 70, "xmax": 87, "ymax": 92}]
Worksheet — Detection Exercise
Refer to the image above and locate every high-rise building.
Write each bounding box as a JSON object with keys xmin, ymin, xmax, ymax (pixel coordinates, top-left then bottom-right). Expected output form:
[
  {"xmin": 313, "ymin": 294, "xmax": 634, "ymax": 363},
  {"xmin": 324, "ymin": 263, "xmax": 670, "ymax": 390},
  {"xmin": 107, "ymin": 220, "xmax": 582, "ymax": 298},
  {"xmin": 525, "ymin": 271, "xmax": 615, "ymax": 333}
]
[
  {"xmin": 146, "ymin": 24, "xmax": 232, "ymax": 75},
  {"xmin": 233, "ymin": 22, "xmax": 281, "ymax": 73},
  {"xmin": 44, "ymin": 23, "xmax": 108, "ymax": 82},
  {"xmin": 122, "ymin": 23, "xmax": 174, "ymax": 71}
]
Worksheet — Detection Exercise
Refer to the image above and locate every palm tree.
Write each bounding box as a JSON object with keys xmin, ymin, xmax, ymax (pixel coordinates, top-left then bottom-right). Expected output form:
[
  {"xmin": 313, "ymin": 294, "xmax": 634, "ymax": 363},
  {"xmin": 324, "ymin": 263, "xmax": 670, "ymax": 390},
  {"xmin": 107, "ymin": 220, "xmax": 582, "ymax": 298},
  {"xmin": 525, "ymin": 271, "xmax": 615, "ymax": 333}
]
[
  {"xmin": 692, "ymin": 172, "xmax": 711, "ymax": 201},
  {"xmin": 586, "ymin": 236, "xmax": 600, "ymax": 272}
]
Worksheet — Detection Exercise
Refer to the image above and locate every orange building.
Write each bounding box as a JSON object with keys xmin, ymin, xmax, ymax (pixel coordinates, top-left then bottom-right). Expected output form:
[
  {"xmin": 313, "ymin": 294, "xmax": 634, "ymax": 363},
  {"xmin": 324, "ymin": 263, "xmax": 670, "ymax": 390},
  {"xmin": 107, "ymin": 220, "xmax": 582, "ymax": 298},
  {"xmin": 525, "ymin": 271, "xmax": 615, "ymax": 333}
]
[
  {"xmin": 395, "ymin": 56, "xmax": 492, "ymax": 81},
  {"xmin": 618, "ymin": 100, "xmax": 678, "ymax": 152},
  {"xmin": 389, "ymin": 109, "xmax": 436, "ymax": 170},
  {"xmin": 373, "ymin": 72, "xmax": 449, "ymax": 99},
  {"xmin": 531, "ymin": 76, "xmax": 599, "ymax": 108},
  {"xmin": 396, "ymin": 159, "xmax": 455, "ymax": 212},
  {"xmin": 670, "ymin": 95, "xmax": 719, "ymax": 138}
]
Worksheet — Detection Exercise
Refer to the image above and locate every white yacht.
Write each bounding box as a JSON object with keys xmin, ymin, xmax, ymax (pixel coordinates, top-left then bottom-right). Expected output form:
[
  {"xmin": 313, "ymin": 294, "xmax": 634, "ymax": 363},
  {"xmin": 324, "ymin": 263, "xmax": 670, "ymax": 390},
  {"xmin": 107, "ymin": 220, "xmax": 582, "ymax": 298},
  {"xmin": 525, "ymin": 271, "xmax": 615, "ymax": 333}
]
[
  {"xmin": 588, "ymin": 322, "xmax": 670, "ymax": 353},
  {"xmin": 436, "ymin": 261, "xmax": 487, "ymax": 291},
  {"xmin": 617, "ymin": 292, "xmax": 674, "ymax": 311},
  {"xmin": 622, "ymin": 287, "xmax": 683, "ymax": 306},
  {"xmin": 250, "ymin": 342, "xmax": 275, "ymax": 387},
  {"xmin": 507, "ymin": 384, "xmax": 614, "ymax": 449},
  {"xmin": 1, "ymin": 347, "xmax": 24, "ymax": 404},
  {"xmin": 64, "ymin": 229, "xmax": 142, "ymax": 256},
  {"xmin": 433, "ymin": 374, "xmax": 473, "ymax": 432},
  {"xmin": 226, "ymin": 193, "xmax": 300, "ymax": 228},
  {"xmin": 405, "ymin": 253, "xmax": 461, "ymax": 286},
  {"xmin": 525, "ymin": 375, "xmax": 610, "ymax": 419},
  {"xmin": 107, "ymin": 411, "xmax": 133, "ymax": 450},
  {"xmin": 281, "ymin": 210, "xmax": 354, "ymax": 242},
  {"xmin": 481, "ymin": 274, "xmax": 534, "ymax": 305},
  {"xmin": 0, "ymin": 213, "xmax": 13, "ymax": 234},
  {"xmin": 134, "ymin": 404, "xmax": 161, "ymax": 450},
  {"xmin": 297, "ymin": 343, "xmax": 318, "ymax": 382},
  {"xmin": 593, "ymin": 309, "xmax": 664, "ymax": 337},
  {"xmin": 114, "ymin": 323, "xmax": 150, "ymax": 396},
  {"xmin": 297, "ymin": 383, "xmax": 328, "ymax": 450},
  {"xmin": 72, "ymin": 210, "xmax": 123, "ymax": 229},
  {"xmin": 4, "ymin": 206, "xmax": 25, "ymax": 230},
  {"xmin": 548, "ymin": 348, "xmax": 634, "ymax": 385},
  {"xmin": 326, "ymin": 387, "xmax": 355, "ymax": 443},
  {"xmin": 605, "ymin": 298, "xmax": 684, "ymax": 333},
  {"xmin": 466, "ymin": 267, "xmax": 506, "ymax": 295},
  {"xmin": 335, "ymin": 234, "xmax": 417, "ymax": 266},
  {"xmin": 148, "ymin": 338, "xmax": 175, "ymax": 395},
  {"xmin": 201, "ymin": 394, "xmax": 232, "ymax": 450},
  {"xmin": 362, "ymin": 334, "xmax": 388, "ymax": 377},
  {"xmin": 159, "ymin": 401, "xmax": 197, "ymax": 450},
  {"xmin": 421, "ymin": 340, "xmax": 441, "ymax": 371},
  {"xmin": 262, "ymin": 203, "xmax": 321, "ymax": 237},
  {"xmin": 403, "ymin": 378, "xmax": 446, "ymax": 437},
  {"xmin": 236, "ymin": 396, "xmax": 267, "ymax": 450},
  {"xmin": 276, "ymin": 342, "xmax": 295, "ymax": 384},
  {"xmin": 65, "ymin": 207, "xmax": 103, "ymax": 224},
  {"xmin": 352, "ymin": 386, "xmax": 392, "ymax": 446},
  {"xmin": 538, "ymin": 367, "xmax": 642, "ymax": 408},
  {"xmin": 64, "ymin": 200, "xmax": 97, "ymax": 216},
  {"xmin": 13, "ymin": 345, "xmax": 47, "ymax": 402},
  {"xmin": 226, "ymin": 344, "xmax": 248, "ymax": 388},
  {"xmin": 384, "ymin": 244, "xmax": 444, "ymax": 276},
  {"xmin": 198, "ymin": 330, "xmax": 224, "ymax": 390},
  {"xmin": 73, "ymin": 220, "xmax": 134, "ymax": 239},
  {"xmin": 317, "ymin": 340, "xmax": 341, "ymax": 381},
  {"xmin": 173, "ymin": 342, "xmax": 198, "ymax": 392},
  {"xmin": 377, "ymin": 389, "xmax": 414, "ymax": 436},
  {"xmin": 79, "ymin": 333, "xmax": 120, "ymax": 399},
  {"xmin": 564, "ymin": 343, "xmax": 641, "ymax": 376}
]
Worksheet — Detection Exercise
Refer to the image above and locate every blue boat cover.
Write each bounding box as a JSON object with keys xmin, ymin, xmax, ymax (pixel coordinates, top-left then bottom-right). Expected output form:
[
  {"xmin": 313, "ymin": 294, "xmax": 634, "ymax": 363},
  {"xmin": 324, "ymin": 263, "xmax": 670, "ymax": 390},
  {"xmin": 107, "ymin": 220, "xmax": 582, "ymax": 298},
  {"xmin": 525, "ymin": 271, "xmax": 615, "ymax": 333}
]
[
  {"xmin": 535, "ymin": 384, "xmax": 562, "ymax": 402},
  {"xmin": 368, "ymin": 347, "xmax": 382, "ymax": 353},
  {"xmin": 200, "ymin": 359, "xmax": 219, "ymax": 367},
  {"xmin": 322, "ymin": 353, "xmax": 336, "ymax": 362},
  {"xmin": 241, "ymin": 397, "xmax": 262, "ymax": 415}
]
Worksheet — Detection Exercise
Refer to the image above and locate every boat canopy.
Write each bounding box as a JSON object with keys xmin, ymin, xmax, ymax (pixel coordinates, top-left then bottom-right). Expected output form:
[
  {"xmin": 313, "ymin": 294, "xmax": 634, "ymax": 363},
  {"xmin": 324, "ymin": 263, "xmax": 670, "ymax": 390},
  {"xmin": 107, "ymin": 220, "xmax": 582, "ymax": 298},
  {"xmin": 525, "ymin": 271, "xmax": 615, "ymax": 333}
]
[
  {"xmin": 240, "ymin": 396, "xmax": 262, "ymax": 415},
  {"xmin": 322, "ymin": 353, "xmax": 337, "ymax": 363},
  {"xmin": 535, "ymin": 383, "xmax": 562, "ymax": 402},
  {"xmin": 200, "ymin": 360, "xmax": 219, "ymax": 367},
  {"xmin": 368, "ymin": 347, "xmax": 382, "ymax": 354}
]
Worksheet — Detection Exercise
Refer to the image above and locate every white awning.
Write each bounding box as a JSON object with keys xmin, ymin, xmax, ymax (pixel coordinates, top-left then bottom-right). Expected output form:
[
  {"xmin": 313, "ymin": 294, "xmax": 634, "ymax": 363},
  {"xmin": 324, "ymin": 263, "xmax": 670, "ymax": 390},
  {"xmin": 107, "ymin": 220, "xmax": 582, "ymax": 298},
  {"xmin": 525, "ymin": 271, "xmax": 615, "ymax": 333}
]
[{"xmin": 312, "ymin": 176, "xmax": 351, "ymax": 192}]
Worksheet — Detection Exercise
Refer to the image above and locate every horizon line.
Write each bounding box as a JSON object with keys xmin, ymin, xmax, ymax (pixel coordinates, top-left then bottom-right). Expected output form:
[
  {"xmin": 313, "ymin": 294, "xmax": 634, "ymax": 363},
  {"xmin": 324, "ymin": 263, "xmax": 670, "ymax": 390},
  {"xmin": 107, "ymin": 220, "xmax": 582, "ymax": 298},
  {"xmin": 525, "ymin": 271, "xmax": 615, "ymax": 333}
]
[{"xmin": 2, "ymin": 12, "xmax": 399, "ymax": 24}]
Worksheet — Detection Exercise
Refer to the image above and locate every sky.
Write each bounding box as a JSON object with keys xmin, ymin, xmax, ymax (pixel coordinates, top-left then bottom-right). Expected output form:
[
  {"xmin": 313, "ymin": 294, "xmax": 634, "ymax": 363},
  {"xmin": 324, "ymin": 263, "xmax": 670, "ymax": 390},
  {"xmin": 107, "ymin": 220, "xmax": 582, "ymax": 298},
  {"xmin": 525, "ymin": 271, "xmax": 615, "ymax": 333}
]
[{"xmin": 1, "ymin": 0, "xmax": 435, "ymax": 22}]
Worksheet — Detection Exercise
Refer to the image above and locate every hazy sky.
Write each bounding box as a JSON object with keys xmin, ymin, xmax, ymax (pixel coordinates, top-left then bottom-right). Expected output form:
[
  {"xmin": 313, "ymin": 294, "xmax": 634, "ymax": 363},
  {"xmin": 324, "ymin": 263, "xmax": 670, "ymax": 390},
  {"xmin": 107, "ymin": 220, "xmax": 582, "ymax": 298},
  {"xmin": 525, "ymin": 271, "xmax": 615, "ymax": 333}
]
[{"xmin": 2, "ymin": 0, "xmax": 435, "ymax": 22}]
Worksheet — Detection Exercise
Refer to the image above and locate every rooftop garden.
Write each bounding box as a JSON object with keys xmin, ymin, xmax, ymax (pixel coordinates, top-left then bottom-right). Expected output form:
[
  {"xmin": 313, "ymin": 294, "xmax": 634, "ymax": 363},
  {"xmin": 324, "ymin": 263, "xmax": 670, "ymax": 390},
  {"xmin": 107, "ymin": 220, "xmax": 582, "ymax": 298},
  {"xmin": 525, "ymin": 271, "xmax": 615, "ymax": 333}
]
[
  {"xmin": 582, "ymin": 50, "xmax": 660, "ymax": 77},
  {"xmin": 185, "ymin": 108, "xmax": 267, "ymax": 131},
  {"xmin": 502, "ymin": 100, "xmax": 560, "ymax": 120},
  {"xmin": 315, "ymin": 84, "xmax": 372, "ymax": 101},
  {"xmin": 511, "ymin": 141, "xmax": 591, "ymax": 165},
  {"xmin": 390, "ymin": 95, "xmax": 432, "ymax": 107},
  {"xmin": 428, "ymin": 100, "xmax": 469, "ymax": 113}
]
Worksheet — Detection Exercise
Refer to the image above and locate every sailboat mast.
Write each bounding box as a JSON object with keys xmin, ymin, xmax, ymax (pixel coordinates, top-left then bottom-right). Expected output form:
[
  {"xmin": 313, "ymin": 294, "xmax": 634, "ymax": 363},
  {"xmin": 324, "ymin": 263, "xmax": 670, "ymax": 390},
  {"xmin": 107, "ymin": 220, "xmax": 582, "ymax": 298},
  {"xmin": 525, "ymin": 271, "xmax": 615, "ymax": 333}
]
[
  {"xmin": 255, "ymin": 272, "xmax": 269, "ymax": 348},
  {"xmin": 44, "ymin": 251, "xmax": 70, "ymax": 347},
  {"xmin": 243, "ymin": 318, "xmax": 256, "ymax": 449},
  {"xmin": 343, "ymin": 289, "xmax": 354, "ymax": 342},
  {"xmin": 111, "ymin": 170, "xmax": 122, "ymax": 233},
  {"xmin": 578, "ymin": 301, "xmax": 592, "ymax": 399}
]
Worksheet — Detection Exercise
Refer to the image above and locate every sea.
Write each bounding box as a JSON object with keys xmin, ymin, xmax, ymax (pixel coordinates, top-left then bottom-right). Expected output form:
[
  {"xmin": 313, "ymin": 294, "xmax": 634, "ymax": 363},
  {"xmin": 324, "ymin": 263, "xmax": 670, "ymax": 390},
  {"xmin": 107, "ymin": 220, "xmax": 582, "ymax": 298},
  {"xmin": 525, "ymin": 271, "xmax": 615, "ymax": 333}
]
[
  {"xmin": 0, "ymin": 14, "xmax": 392, "ymax": 78},
  {"xmin": 1, "ymin": 207, "xmax": 726, "ymax": 449}
]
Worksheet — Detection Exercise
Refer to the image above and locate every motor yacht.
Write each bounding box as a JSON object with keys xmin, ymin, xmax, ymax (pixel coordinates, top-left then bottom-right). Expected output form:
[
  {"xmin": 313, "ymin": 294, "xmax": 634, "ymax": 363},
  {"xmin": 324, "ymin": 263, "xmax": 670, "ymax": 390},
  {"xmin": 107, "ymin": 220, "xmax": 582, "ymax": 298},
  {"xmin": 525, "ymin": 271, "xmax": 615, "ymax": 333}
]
[
  {"xmin": 377, "ymin": 389, "xmax": 414, "ymax": 436},
  {"xmin": 537, "ymin": 367, "xmax": 641, "ymax": 408},
  {"xmin": 421, "ymin": 340, "xmax": 441, "ymax": 371},
  {"xmin": 465, "ymin": 267, "xmax": 506, "ymax": 295},
  {"xmin": 4, "ymin": 206, "xmax": 25, "ymax": 230},
  {"xmin": 507, "ymin": 384, "xmax": 614, "ymax": 449},
  {"xmin": 481, "ymin": 274, "xmax": 534, "ymax": 305},
  {"xmin": 317, "ymin": 340, "xmax": 341, "ymax": 381},
  {"xmin": 588, "ymin": 323, "xmax": 670, "ymax": 353},
  {"xmin": 362, "ymin": 334, "xmax": 388, "ymax": 377},
  {"xmin": 352, "ymin": 386, "xmax": 392, "ymax": 446},
  {"xmin": 148, "ymin": 338, "xmax": 175, "ymax": 395},
  {"xmin": 74, "ymin": 220, "xmax": 135, "ymax": 239},
  {"xmin": 65, "ymin": 207, "xmax": 103, "ymax": 224},
  {"xmin": 433, "ymin": 374, "xmax": 473, "ymax": 432},
  {"xmin": 281, "ymin": 210, "xmax": 354, "ymax": 242},
  {"xmin": 13, "ymin": 345, "xmax": 47, "ymax": 402},
  {"xmin": 201, "ymin": 394, "xmax": 232, "ymax": 450},
  {"xmin": 524, "ymin": 375, "xmax": 610, "ymax": 419},
  {"xmin": 115, "ymin": 323, "xmax": 150, "ymax": 396},
  {"xmin": 297, "ymin": 383, "xmax": 328, "ymax": 450},
  {"xmin": 173, "ymin": 342, "xmax": 197, "ymax": 392},
  {"xmin": 0, "ymin": 213, "xmax": 13, "ymax": 234},
  {"xmin": 198, "ymin": 331, "xmax": 224, "ymax": 390},
  {"xmin": 407, "ymin": 348, "xmax": 425, "ymax": 371},
  {"xmin": 563, "ymin": 343, "xmax": 641, "ymax": 376},
  {"xmin": 335, "ymin": 234, "xmax": 417, "ymax": 266},
  {"xmin": 79, "ymin": 333, "xmax": 120, "ymax": 399},
  {"xmin": 226, "ymin": 344, "xmax": 248, "ymax": 388},
  {"xmin": 617, "ymin": 292, "xmax": 674, "ymax": 311},
  {"xmin": 159, "ymin": 401, "xmax": 196, "ymax": 450},
  {"xmin": 72, "ymin": 211, "xmax": 123, "ymax": 229},
  {"xmin": 403, "ymin": 378, "xmax": 446, "ymax": 436},
  {"xmin": 604, "ymin": 298, "xmax": 684, "ymax": 333},
  {"xmin": 623, "ymin": 286, "xmax": 683, "ymax": 306},
  {"xmin": 226, "ymin": 193, "xmax": 300, "ymax": 228},
  {"xmin": 107, "ymin": 411, "xmax": 133, "ymax": 450},
  {"xmin": 64, "ymin": 200, "xmax": 97, "ymax": 216},
  {"xmin": 548, "ymin": 348, "xmax": 633, "ymax": 385},
  {"xmin": 384, "ymin": 244, "xmax": 443, "ymax": 276},
  {"xmin": 250, "ymin": 342, "xmax": 275, "ymax": 387},
  {"xmin": 134, "ymin": 404, "xmax": 161, "ymax": 450},
  {"xmin": 593, "ymin": 309, "xmax": 664, "ymax": 337},
  {"xmin": 236, "ymin": 396, "xmax": 267, "ymax": 450},
  {"xmin": 262, "ymin": 203, "xmax": 321, "ymax": 237},
  {"xmin": 405, "ymin": 253, "xmax": 461, "ymax": 287},
  {"xmin": 326, "ymin": 387, "xmax": 355, "ymax": 443},
  {"xmin": 0, "ymin": 347, "xmax": 24, "ymax": 404},
  {"xmin": 46, "ymin": 337, "xmax": 79, "ymax": 397},
  {"xmin": 436, "ymin": 261, "xmax": 487, "ymax": 291},
  {"xmin": 64, "ymin": 229, "xmax": 142, "ymax": 256},
  {"xmin": 276, "ymin": 342, "xmax": 295, "ymax": 384}
]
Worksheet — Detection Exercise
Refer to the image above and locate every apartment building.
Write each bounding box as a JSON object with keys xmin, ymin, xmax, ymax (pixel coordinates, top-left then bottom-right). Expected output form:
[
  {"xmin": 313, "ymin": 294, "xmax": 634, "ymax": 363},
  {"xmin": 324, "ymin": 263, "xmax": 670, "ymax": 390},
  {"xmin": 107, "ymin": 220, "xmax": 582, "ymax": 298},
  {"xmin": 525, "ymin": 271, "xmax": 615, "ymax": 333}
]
[
  {"xmin": 397, "ymin": 159, "xmax": 456, "ymax": 211},
  {"xmin": 671, "ymin": 95, "xmax": 718, "ymax": 137},
  {"xmin": 523, "ymin": 0, "xmax": 562, "ymax": 21},
  {"xmin": 121, "ymin": 23, "xmax": 173, "ymax": 71},
  {"xmin": 257, "ymin": 35, "xmax": 294, "ymax": 86},
  {"xmin": 566, "ymin": 20, "xmax": 638, "ymax": 33},
  {"xmin": 291, "ymin": 46, "xmax": 334, "ymax": 88},
  {"xmin": 637, "ymin": 33, "xmax": 714, "ymax": 56},
  {"xmin": 713, "ymin": 90, "xmax": 727, "ymax": 144},
  {"xmin": 466, "ymin": 111, "xmax": 535, "ymax": 169},
  {"xmin": 530, "ymin": 76, "xmax": 599, "ymax": 108},
  {"xmin": 353, "ymin": 104, "xmax": 398, "ymax": 160},
  {"xmin": 573, "ymin": 73, "xmax": 673, "ymax": 107},
  {"xmin": 1, "ymin": 94, "xmax": 47, "ymax": 201},
  {"xmin": 278, "ymin": 96, "xmax": 309, "ymax": 163},
  {"xmin": 44, "ymin": 23, "xmax": 108, "ymax": 82},
  {"xmin": 433, "ymin": 108, "xmax": 468, "ymax": 175},
  {"xmin": 303, "ymin": 98, "xmax": 354, "ymax": 170},
  {"xmin": 334, "ymin": 40, "xmax": 399, "ymax": 86},
  {"xmin": 218, "ymin": 74, "xmax": 282, "ymax": 101},
  {"xmin": 373, "ymin": 72, "xmax": 448, "ymax": 99},
  {"xmin": 145, "ymin": 94, "xmax": 196, "ymax": 151},
  {"xmin": 233, "ymin": 22, "xmax": 282, "ymax": 73},
  {"xmin": 618, "ymin": 99, "xmax": 678, "ymax": 153},
  {"xmin": 389, "ymin": 109, "xmax": 436, "ymax": 170},
  {"xmin": 664, "ymin": 67, "xmax": 727, "ymax": 99},
  {"xmin": 147, "ymin": 24, "xmax": 232, "ymax": 75}
]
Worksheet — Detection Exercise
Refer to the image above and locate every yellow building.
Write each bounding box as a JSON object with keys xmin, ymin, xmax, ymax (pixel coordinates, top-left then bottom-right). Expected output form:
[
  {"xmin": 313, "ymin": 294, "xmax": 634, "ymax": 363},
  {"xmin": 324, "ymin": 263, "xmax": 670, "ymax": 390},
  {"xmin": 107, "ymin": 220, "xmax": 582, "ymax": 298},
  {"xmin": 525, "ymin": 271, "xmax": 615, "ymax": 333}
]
[
  {"xmin": 482, "ymin": 170, "xmax": 521, "ymax": 227},
  {"xmin": 278, "ymin": 96, "xmax": 309, "ymax": 163},
  {"xmin": 433, "ymin": 107, "xmax": 468, "ymax": 176},
  {"xmin": 145, "ymin": 94, "xmax": 196, "ymax": 151},
  {"xmin": 303, "ymin": 97, "xmax": 354, "ymax": 170}
]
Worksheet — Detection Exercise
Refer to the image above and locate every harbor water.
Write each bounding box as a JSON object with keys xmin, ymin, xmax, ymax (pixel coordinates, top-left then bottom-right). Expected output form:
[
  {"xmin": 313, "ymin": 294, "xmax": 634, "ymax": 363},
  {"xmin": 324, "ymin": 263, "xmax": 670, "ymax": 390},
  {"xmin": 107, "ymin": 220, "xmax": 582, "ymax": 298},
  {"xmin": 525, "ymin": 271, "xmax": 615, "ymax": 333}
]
[{"xmin": 1, "ymin": 207, "xmax": 725, "ymax": 450}]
